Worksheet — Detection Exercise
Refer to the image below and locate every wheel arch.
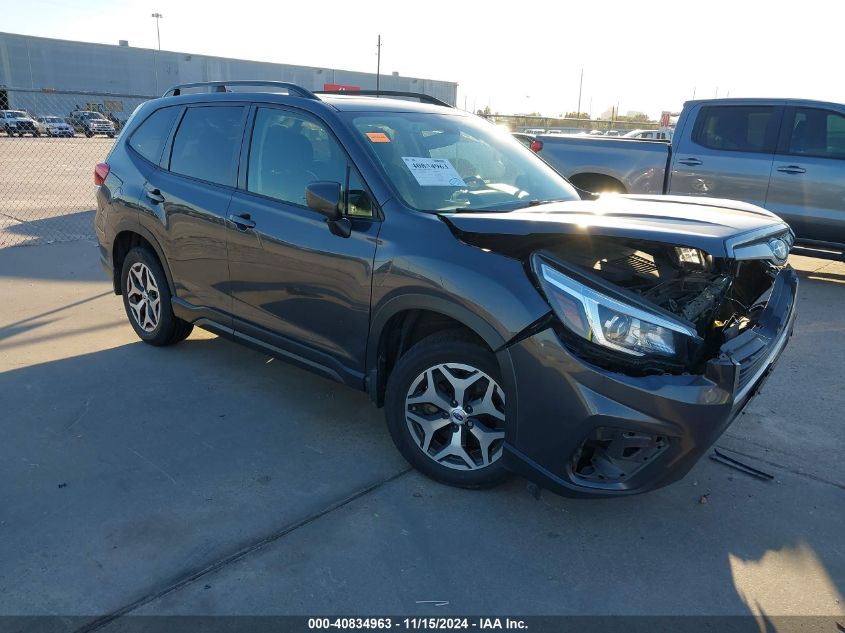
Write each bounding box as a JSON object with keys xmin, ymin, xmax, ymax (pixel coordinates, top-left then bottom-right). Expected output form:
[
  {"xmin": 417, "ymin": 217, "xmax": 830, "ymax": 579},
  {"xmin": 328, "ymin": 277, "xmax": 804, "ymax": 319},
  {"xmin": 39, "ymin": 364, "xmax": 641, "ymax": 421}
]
[
  {"xmin": 111, "ymin": 226, "xmax": 176, "ymax": 296},
  {"xmin": 366, "ymin": 294, "xmax": 511, "ymax": 407},
  {"xmin": 568, "ymin": 172, "xmax": 628, "ymax": 194}
]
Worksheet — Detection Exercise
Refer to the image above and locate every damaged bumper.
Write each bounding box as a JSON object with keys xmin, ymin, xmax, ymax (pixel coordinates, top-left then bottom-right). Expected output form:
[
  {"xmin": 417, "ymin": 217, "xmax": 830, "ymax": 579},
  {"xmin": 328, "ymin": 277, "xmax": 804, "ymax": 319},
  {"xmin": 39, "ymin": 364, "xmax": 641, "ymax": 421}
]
[{"xmin": 500, "ymin": 265, "xmax": 798, "ymax": 497}]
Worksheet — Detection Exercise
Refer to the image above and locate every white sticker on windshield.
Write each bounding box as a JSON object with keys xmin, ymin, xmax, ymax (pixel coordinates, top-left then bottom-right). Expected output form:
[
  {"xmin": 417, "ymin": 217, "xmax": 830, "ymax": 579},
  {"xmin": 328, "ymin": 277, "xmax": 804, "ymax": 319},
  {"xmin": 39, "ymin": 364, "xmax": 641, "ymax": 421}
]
[{"xmin": 401, "ymin": 157, "xmax": 466, "ymax": 187}]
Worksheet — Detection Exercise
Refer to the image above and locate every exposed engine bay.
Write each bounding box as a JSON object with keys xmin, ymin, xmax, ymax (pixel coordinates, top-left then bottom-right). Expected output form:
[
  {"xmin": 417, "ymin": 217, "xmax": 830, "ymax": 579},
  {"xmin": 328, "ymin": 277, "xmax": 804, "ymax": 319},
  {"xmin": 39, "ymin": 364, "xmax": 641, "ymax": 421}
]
[
  {"xmin": 457, "ymin": 232, "xmax": 782, "ymax": 374},
  {"xmin": 549, "ymin": 237, "xmax": 778, "ymax": 342}
]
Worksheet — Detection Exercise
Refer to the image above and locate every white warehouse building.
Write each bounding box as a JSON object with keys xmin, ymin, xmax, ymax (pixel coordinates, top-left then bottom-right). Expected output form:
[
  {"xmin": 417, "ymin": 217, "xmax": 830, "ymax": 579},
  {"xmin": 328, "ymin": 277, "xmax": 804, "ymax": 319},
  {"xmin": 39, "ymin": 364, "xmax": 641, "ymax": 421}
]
[{"xmin": 0, "ymin": 32, "xmax": 458, "ymax": 118}]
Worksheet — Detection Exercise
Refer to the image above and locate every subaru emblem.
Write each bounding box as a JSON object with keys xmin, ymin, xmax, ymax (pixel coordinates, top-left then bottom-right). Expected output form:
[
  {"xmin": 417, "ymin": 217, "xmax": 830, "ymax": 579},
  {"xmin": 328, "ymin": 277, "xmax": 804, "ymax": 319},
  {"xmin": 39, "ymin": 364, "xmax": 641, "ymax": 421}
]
[{"xmin": 768, "ymin": 238, "xmax": 789, "ymax": 263}]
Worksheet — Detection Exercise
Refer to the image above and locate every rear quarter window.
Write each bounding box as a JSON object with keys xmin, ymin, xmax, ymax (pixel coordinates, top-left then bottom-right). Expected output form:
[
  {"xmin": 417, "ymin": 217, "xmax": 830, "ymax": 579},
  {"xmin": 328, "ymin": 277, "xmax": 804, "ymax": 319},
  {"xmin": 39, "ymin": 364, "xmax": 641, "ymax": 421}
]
[
  {"xmin": 694, "ymin": 106, "xmax": 777, "ymax": 154},
  {"xmin": 127, "ymin": 107, "xmax": 181, "ymax": 164}
]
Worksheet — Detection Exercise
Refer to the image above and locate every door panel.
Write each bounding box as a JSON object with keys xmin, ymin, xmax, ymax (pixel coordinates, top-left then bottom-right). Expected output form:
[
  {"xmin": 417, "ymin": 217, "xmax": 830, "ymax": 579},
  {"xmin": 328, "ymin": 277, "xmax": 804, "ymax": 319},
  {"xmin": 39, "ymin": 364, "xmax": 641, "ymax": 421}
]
[
  {"xmin": 766, "ymin": 106, "xmax": 845, "ymax": 244},
  {"xmin": 227, "ymin": 194, "xmax": 379, "ymax": 378},
  {"xmin": 142, "ymin": 168, "xmax": 234, "ymax": 314},
  {"xmin": 137, "ymin": 104, "xmax": 246, "ymax": 318},
  {"xmin": 669, "ymin": 104, "xmax": 781, "ymax": 208},
  {"xmin": 227, "ymin": 106, "xmax": 380, "ymax": 382}
]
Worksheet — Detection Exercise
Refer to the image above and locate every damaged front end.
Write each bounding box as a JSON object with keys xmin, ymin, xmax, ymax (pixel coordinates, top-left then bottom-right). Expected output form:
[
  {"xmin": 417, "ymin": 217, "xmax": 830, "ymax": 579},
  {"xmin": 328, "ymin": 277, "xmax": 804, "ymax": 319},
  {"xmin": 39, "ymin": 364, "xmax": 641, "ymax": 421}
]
[
  {"xmin": 529, "ymin": 234, "xmax": 794, "ymax": 377},
  {"xmin": 442, "ymin": 201, "xmax": 798, "ymax": 494}
]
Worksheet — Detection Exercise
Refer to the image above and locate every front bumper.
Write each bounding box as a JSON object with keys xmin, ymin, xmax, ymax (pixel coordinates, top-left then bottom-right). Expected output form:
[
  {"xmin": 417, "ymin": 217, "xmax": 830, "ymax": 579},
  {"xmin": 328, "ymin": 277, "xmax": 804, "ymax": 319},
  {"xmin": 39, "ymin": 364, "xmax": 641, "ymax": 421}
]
[{"xmin": 501, "ymin": 266, "xmax": 798, "ymax": 497}]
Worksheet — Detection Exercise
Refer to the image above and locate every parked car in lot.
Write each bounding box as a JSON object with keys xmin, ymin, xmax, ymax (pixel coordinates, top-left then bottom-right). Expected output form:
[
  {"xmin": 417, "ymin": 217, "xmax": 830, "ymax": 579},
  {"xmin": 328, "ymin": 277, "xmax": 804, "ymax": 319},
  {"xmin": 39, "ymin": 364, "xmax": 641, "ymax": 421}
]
[
  {"xmin": 35, "ymin": 115, "xmax": 75, "ymax": 137},
  {"xmin": 534, "ymin": 98, "xmax": 845, "ymax": 254},
  {"xmin": 624, "ymin": 128, "xmax": 673, "ymax": 140},
  {"xmin": 1, "ymin": 109, "xmax": 39, "ymax": 136},
  {"xmin": 95, "ymin": 81, "xmax": 797, "ymax": 497},
  {"xmin": 68, "ymin": 110, "xmax": 116, "ymax": 137}
]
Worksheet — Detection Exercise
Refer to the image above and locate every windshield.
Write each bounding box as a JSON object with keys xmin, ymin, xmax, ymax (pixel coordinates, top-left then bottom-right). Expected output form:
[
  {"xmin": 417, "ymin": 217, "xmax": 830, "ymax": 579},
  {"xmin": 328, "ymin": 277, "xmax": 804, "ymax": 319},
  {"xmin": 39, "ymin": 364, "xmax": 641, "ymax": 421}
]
[
  {"xmin": 348, "ymin": 112, "xmax": 579, "ymax": 212},
  {"xmin": 9, "ymin": 111, "xmax": 28, "ymax": 118},
  {"xmin": 81, "ymin": 112, "xmax": 106, "ymax": 119},
  {"xmin": 45, "ymin": 117, "xmax": 63, "ymax": 123}
]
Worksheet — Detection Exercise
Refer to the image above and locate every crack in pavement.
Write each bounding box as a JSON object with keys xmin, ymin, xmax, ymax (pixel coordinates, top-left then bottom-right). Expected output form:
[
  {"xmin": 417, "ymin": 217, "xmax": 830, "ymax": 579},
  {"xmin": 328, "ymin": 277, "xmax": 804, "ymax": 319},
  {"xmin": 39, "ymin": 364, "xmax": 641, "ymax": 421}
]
[{"xmin": 73, "ymin": 467, "xmax": 413, "ymax": 633}]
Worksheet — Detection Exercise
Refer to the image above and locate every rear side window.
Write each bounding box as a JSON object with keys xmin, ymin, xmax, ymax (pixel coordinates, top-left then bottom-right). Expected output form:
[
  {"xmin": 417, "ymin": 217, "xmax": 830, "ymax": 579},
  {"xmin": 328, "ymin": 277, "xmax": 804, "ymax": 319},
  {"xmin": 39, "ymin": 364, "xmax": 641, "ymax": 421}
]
[
  {"xmin": 694, "ymin": 106, "xmax": 777, "ymax": 154},
  {"xmin": 170, "ymin": 106, "xmax": 245, "ymax": 186},
  {"xmin": 128, "ymin": 107, "xmax": 180, "ymax": 164},
  {"xmin": 785, "ymin": 107, "xmax": 845, "ymax": 159}
]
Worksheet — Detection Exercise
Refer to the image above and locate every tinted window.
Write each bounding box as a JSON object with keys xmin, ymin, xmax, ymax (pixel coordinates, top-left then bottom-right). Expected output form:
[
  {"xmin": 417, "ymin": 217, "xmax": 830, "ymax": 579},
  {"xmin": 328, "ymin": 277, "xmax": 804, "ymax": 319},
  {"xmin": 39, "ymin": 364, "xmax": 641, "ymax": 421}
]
[
  {"xmin": 786, "ymin": 107, "xmax": 845, "ymax": 159},
  {"xmin": 695, "ymin": 106, "xmax": 777, "ymax": 153},
  {"xmin": 128, "ymin": 107, "xmax": 180, "ymax": 164},
  {"xmin": 247, "ymin": 108, "xmax": 346, "ymax": 206},
  {"xmin": 170, "ymin": 106, "xmax": 245, "ymax": 186}
]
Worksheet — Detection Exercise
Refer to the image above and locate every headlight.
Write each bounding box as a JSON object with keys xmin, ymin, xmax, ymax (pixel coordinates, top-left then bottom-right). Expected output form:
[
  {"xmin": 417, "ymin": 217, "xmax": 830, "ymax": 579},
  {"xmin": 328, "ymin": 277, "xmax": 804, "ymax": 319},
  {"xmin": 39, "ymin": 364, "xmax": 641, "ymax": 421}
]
[{"xmin": 535, "ymin": 259, "xmax": 698, "ymax": 358}]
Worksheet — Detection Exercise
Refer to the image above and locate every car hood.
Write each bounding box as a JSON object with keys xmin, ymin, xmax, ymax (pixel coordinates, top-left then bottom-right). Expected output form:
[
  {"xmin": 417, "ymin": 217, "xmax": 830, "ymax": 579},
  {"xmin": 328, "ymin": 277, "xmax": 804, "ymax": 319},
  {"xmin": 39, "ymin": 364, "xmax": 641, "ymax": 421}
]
[{"xmin": 440, "ymin": 194, "xmax": 791, "ymax": 258}]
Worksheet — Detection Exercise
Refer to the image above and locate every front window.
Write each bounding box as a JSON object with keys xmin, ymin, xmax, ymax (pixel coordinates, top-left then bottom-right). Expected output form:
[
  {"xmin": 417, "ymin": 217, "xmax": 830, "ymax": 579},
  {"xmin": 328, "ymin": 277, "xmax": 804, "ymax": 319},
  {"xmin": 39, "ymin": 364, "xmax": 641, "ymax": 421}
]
[
  {"xmin": 348, "ymin": 112, "xmax": 578, "ymax": 212},
  {"xmin": 81, "ymin": 112, "xmax": 106, "ymax": 120},
  {"xmin": 785, "ymin": 107, "xmax": 845, "ymax": 159},
  {"xmin": 45, "ymin": 117, "xmax": 63, "ymax": 123},
  {"xmin": 8, "ymin": 111, "xmax": 27, "ymax": 118}
]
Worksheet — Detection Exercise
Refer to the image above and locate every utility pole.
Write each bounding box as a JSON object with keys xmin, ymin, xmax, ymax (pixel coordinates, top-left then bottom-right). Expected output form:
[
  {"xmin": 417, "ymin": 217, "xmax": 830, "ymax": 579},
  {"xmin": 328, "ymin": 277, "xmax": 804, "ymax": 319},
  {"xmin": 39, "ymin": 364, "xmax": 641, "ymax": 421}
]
[
  {"xmin": 576, "ymin": 68, "xmax": 583, "ymax": 117},
  {"xmin": 376, "ymin": 34, "xmax": 381, "ymax": 95},
  {"xmin": 151, "ymin": 12, "xmax": 163, "ymax": 95}
]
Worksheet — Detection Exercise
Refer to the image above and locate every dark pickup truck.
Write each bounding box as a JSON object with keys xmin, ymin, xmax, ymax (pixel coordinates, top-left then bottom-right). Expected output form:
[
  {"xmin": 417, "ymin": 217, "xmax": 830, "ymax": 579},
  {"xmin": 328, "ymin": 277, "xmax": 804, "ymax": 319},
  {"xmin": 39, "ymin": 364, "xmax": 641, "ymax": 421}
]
[{"xmin": 533, "ymin": 98, "xmax": 845, "ymax": 257}]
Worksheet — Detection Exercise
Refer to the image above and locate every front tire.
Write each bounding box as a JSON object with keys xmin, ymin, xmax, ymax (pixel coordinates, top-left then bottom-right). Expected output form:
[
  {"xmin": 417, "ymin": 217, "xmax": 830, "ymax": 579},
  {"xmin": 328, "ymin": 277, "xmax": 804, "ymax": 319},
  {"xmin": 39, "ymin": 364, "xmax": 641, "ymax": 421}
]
[
  {"xmin": 385, "ymin": 332, "xmax": 509, "ymax": 489},
  {"xmin": 120, "ymin": 247, "xmax": 193, "ymax": 346}
]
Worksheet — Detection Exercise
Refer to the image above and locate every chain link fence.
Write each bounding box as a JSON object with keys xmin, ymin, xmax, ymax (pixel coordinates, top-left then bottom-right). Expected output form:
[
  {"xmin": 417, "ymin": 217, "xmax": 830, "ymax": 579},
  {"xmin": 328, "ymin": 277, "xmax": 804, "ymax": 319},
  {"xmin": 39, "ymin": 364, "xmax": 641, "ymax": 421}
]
[{"xmin": 0, "ymin": 88, "xmax": 151, "ymax": 248}]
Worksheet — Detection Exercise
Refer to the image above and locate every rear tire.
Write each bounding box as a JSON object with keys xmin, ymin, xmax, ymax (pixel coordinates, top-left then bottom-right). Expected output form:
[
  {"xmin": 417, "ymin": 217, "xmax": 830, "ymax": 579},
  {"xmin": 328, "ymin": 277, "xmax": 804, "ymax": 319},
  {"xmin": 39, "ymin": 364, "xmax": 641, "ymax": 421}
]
[
  {"xmin": 385, "ymin": 331, "xmax": 509, "ymax": 489},
  {"xmin": 120, "ymin": 247, "xmax": 193, "ymax": 346}
]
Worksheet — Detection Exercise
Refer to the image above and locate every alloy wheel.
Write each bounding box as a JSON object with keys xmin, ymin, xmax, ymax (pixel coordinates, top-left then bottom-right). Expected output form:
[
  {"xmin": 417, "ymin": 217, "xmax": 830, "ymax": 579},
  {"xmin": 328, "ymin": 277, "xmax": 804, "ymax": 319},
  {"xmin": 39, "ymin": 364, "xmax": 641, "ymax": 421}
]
[
  {"xmin": 404, "ymin": 362, "xmax": 506, "ymax": 470},
  {"xmin": 126, "ymin": 262, "xmax": 161, "ymax": 332}
]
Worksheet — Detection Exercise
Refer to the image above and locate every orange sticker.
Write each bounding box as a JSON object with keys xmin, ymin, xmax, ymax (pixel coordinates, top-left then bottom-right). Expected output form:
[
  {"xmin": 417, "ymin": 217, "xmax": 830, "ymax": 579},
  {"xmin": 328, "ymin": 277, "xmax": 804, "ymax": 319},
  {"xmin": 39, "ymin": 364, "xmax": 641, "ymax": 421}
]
[{"xmin": 366, "ymin": 132, "xmax": 391, "ymax": 143}]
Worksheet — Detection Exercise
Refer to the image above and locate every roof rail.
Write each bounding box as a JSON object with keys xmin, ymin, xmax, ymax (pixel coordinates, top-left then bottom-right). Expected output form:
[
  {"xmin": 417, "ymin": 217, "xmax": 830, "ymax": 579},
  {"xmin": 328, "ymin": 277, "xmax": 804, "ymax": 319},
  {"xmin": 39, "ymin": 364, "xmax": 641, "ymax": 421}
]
[
  {"xmin": 163, "ymin": 81, "xmax": 318, "ymax": 99},
  {"xmin": 314, "ymin": 89, "xmax": 453, "ymax": 108}
]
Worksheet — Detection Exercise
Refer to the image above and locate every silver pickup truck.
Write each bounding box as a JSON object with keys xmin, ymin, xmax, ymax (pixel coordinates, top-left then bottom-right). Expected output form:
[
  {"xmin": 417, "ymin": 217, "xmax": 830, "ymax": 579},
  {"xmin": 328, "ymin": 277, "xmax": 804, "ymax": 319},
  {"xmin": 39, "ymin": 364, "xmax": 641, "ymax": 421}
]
[{"xmin": 534, "ymin": 98, "xmax": 845, "ymax": 255}]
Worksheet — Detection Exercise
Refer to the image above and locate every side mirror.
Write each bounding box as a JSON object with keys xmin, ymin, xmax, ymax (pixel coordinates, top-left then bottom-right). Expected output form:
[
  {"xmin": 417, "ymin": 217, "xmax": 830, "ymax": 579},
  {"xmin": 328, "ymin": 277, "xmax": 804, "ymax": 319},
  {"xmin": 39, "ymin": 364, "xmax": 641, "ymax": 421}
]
[
  {"xmin": 305, "ymin": 181, "xmax": 351, "ymax": 238},
  {"xmin": 305, "ymin": 181, "xmax": 342, "ymax": 221}
]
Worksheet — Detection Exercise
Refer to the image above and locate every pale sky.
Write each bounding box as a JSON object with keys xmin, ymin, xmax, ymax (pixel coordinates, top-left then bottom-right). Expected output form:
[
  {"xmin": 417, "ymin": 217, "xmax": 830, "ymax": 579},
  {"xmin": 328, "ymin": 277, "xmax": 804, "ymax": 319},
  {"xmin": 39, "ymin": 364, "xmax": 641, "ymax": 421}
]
[{"xmin": 3, "ymin": 0, "xmax": 842, "ymax": 119}]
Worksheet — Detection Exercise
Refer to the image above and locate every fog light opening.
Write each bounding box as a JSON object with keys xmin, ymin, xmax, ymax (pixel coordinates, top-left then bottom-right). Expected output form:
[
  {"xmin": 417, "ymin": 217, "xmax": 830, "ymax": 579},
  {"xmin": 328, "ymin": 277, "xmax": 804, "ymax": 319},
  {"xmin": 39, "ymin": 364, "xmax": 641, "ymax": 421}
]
[{"xmin": 571, "ymin": 428, "xmax": 669, "ymax": 485}]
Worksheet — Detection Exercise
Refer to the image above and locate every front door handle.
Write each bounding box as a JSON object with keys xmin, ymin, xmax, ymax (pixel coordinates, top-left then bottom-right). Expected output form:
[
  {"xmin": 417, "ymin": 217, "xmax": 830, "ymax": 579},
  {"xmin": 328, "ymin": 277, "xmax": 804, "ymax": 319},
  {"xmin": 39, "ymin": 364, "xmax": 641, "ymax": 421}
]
[
  {"xmin": 776, "ymin": 165, "xmax": 806, "ymax": 174},
  {"xmin": 144, "ymin": 186, "xmax": 165, "ymax": 204},
  {"xmin": 678, "ymin": 157, "xmax": 703, "ymax": 167},
  {"xmin": 228, "ymin": 212, "xmax": 256, "ymax": 230}
]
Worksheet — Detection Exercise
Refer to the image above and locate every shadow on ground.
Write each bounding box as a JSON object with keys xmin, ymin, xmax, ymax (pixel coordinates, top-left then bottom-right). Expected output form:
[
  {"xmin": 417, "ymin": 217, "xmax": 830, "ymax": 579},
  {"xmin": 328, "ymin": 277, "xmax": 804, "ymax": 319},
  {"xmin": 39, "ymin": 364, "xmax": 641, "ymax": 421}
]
[{"xmin": 0, "ymin": 209, "xmax": 95, "ymax": 249}]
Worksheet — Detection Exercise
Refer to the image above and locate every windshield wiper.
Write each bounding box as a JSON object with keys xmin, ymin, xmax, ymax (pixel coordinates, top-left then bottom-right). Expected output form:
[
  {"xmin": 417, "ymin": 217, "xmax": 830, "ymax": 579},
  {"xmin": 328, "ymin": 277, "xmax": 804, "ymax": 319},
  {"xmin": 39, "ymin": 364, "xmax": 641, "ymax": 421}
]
[{"xmin": 524, "ymin": 198, "xmax": 571, "ymax": 208}]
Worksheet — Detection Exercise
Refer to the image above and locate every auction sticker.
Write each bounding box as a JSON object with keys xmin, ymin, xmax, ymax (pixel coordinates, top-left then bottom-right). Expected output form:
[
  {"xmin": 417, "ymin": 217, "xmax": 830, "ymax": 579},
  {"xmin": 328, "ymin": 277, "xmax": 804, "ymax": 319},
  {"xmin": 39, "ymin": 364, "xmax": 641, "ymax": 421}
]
[
  {"xmin": 401, "ymin": 157, "xmax": 466, "ymax": 187},
  {"xmin": 366, "ymin": 132, "xmax": 391, "ymax": 143}
]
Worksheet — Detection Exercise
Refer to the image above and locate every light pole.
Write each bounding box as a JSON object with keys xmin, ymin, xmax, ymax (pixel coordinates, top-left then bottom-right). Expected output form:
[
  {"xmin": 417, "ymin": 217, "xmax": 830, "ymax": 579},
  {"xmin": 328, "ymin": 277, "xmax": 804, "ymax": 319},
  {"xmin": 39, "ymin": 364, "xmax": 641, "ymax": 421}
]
[
  {"xmin": 151, "ymin": 12, "xmax": 163, "ymax": 50},
  {"xmin": 376, "ymin": 34, "xmax": 381, "ymax": 95},
  {"xmin": 151, "ymin": 12, "xmax": 162, "ymax": 95},
  {"xmin": 576, "ymin": 68, "xmax": 583, "ymax": 117}
]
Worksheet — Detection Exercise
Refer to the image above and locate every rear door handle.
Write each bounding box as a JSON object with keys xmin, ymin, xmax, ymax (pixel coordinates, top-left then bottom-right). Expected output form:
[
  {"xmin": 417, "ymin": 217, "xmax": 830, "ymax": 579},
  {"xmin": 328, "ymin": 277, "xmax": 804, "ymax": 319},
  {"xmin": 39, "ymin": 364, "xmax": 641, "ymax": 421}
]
[
  {"xmin": 776, "ymin": 165, "xmax": 806, "ymax": 174},
  {"xmin": 144, "ymin": 186, "xmax": 165, "ymax": 204},
  {"xmin": 678, "ymin": 157, "xmax": 703, "ymax": 166},
  {"xmin": 228, "ymin": 212, "xmax": 256, "ymax": 230}
]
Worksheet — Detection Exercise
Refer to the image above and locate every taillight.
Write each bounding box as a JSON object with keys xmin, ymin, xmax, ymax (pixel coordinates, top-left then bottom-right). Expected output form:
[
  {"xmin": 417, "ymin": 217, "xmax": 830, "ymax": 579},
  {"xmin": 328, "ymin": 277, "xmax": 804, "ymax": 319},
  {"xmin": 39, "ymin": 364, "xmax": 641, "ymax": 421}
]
[
  {"xmin": 530, "ymin": 139, "xmax": 543, "ymax": 153},
  {"xmin": 94, "ymin": 162, "xmax": 110, "ymax": 186}
]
